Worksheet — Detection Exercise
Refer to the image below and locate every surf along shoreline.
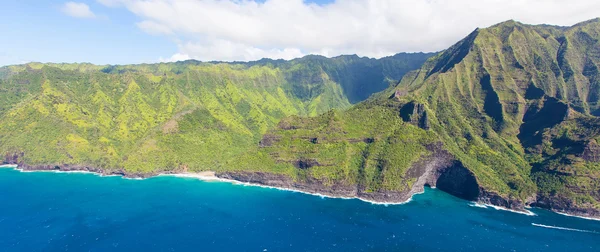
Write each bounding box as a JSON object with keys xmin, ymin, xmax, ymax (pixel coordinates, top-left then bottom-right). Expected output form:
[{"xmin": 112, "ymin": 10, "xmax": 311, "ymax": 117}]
[
  {"xmin": 0, "ymin": 164, "xmax": 412, "ymax": 206},
  {"xmin": 1, "ymin": 164, "xmax": 598, "ymax": 220}
]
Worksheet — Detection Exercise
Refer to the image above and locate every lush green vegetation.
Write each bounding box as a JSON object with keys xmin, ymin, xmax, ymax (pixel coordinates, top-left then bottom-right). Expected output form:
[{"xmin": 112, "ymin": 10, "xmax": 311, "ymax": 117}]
[
  {"xmin": 3, "ymin": 18, "xmax": 600, "ymax": 213},
  {"xmin": 241, "ymin": 99, "xmax": 438, "ymax": 192},
  {"xmin": 246, "ymin": 18, "xmax": 600, "ymax": 210},
  {"xmin": 0, "ymin": 53, "xmax": 431, "ymax": 174}
]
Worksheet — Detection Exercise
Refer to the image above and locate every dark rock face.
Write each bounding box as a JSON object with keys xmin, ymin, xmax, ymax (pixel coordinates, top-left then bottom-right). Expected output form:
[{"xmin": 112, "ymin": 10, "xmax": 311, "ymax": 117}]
[
  {"xmin": 3, "ymin": 152, "xmax": 148, "ymax": 178},
  {"xmin": 259, "ymin": 134, "xmax": 281, "ymax": 147},
  {"xmin": 217, "ymin": 171, "xmax": 360, "ymax": 199},
  {"xmin": 399, "ymin": 102, "xmax": 430, "ymax": 130},
  {"xmin": 292, "ymin": 158, "xmax": 320, "ymax": 169},
  {"xmin": 3, "ymin": 152, "xmax": 22, "ymax": 164},
  {"xmin": 524, "ymin": 83, "xmax": 545, "ymax": 100},
  {"xmin": 435, "ymin": 162, "xmax": 479, "ymax": 201},
  {"xmin": 532, "ymin": 195, "xmax": 600, "ymax": 218},
  {"xmin": 217, "ymin": 170, "xmax": 423, "ymax": 203},
  {"xmin": 518, "ymin": 97, "xmax": 570, "ymax": 151},
  {"xmin": 480, "ymin": 73, "xmax": 504, "ymax": 128},
  {"xmin": 277, "ymin": 120, "xmax": 298, "ymax": 130},
  {"xmin": 478, "ymin": 189, "xmax": 528, "ymax": 210}
]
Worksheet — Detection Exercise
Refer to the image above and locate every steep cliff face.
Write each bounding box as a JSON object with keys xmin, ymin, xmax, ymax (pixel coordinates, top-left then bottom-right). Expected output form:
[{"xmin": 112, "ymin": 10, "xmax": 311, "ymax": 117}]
[
  {"xmin": 0, "ymin": 54, "xmax": 431, "ymax": 173},
  {"xmin": 249, "ymin": 18, "xmax": 600, "ymax": 216},
  {"xmin": 220, "ymin": 142, "xmax": 483, "ymax": 204},
  {"xmin": 390, "ymin": 18, "xmax": 600, "ymax": 215}
]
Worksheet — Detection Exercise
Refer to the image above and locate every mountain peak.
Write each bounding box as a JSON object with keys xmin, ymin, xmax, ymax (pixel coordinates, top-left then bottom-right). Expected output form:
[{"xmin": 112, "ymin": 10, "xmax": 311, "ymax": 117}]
[{"xmin": 490, "ymin": 19, "xmax": 523, "ymax": 28}]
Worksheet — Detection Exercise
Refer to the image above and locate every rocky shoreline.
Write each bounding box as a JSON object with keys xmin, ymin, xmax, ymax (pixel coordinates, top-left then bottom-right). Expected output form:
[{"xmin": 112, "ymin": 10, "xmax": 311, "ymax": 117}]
[{"xmin": 2, "ymin": 156, "xmax": 599, "ymax": 220}]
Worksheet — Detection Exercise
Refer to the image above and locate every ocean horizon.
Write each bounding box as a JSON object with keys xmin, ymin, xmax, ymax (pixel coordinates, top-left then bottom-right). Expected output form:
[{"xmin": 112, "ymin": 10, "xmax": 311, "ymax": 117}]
[{"xmin": 1, "ymin": 166, "xmax": 599, "ymax": 251}]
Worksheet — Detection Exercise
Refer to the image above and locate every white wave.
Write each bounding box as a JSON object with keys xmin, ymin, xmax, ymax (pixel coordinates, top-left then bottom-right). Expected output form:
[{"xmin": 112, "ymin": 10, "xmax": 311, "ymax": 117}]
[
  {"xmin": 556, "ymin": 211, "xmax": 600, "ymax": 222},
  {"xmin": 469, "ymin": 202, "xmax": 488, "ymax": 209},
  {"xmin": 0, "ymin": 166, "xmax": 415, "ymax": 205},
  {"xmin": 468, "ymin": 202, "xmax": 536, "ymax": 216},
  {"xmin": 162, "ymin": 173, "xmax": 414, "ymax": 205},
  {"xmin": 4, "ymin": 165, "xmax": 140, "ymax": 179},
  {"xmin": 532, "ymin": 223, "xmax": 598, "ymax": 233}
]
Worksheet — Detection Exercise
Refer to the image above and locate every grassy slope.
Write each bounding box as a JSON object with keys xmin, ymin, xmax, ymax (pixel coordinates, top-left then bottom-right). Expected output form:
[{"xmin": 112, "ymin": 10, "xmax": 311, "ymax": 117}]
[
  {"xmin": 252, "ymin": 18, "xmax": 600, "ymax": 209},
  {"xmin": 0, "ymin": 53, "xmax": 431, "ymax": 173}
]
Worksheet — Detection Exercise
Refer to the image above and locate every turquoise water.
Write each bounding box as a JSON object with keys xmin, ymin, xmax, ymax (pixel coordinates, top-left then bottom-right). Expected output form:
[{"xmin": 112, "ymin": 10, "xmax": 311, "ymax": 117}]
[{"xmin": 0, "ymin": 167, "xmax": 599, "ymax": 251}]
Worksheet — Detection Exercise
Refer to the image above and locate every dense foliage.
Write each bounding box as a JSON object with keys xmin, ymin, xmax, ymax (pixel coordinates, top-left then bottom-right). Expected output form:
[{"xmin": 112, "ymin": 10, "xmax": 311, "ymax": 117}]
[
  {"xmin": 0, "ymin": 53, "xmax": 431, "ymax": 174},
  {"xmin": 252, "ymin": 18, "xmax": 600, "ymax": 211}
]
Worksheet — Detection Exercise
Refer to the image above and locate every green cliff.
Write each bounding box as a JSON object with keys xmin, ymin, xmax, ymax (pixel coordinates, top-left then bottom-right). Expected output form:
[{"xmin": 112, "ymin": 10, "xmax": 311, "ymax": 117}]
[
  {"xmin": 3, "ymin": 18, "xmax": 600, "ymax": 217},
  {"xmin": 245, "ymin": 18, "xmax": 600, "ymax": 216},
  {"xmin": 0, "ymin": 53, "xmax": 432, "ymax": 174}
]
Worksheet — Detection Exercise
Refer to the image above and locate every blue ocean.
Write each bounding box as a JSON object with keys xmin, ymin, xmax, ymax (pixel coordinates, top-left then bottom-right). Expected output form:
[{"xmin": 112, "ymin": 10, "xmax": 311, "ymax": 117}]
[{"xmin": 0, "ymin": 167, "xmax": 599, "ymax": 251}]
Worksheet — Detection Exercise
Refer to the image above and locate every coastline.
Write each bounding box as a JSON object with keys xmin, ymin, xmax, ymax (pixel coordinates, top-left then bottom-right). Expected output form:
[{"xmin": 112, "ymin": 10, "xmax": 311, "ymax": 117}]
[
  {"xmin": 0, "ymin": 165, "xmax": 412, "ymax": 205},
  {"xmin": 161, "ymin": 172, "xmax": 415, "ymax": 205},
  {"xmin": 0, "ymin": 164, "xmax": 595, "ymax": 219},
  {"xmin": 556, "ymin": 211, "xmax": 600, "ymax": 222}
]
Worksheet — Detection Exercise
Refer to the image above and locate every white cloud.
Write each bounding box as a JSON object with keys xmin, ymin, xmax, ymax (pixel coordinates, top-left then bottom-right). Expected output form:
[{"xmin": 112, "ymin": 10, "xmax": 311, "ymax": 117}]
[
  {"xmin": 177, "ymin": 39, "xmax": 305, "ymax": 62},
  {"xmin": 62, "ymin": 2, "xmax": 97, "ymax": 19},
  {"xmin": 159, "ymin": 53, "xmax": 191, "ymax": 62},
  {"xmin": 98, "ymin": 0, "xmax": 600, "ymax": 62}
]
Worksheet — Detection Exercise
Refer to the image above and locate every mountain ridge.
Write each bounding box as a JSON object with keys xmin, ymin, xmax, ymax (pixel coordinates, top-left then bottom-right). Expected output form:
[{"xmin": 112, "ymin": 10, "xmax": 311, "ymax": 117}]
[
  {"xmin": 0, "ymin": 52, "xmax": 431, "ymax": 174},
  {"xmin": 2, "ymin": 18, "xmax": 600, "ymax": 218},
  {"xmin": 232, "ymin": 17, "xmax": 600, "ymax": 218}
]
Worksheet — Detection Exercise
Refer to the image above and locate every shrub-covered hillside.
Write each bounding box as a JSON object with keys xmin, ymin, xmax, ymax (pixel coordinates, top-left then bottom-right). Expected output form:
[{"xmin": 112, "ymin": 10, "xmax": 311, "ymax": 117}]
[
  {"xmin": 0, "ymin": 53, "xmax": 432, "ymax": 173},
  {"xmin": 249, "ymin": 18, "xmax": 600, "ymax": 216}
]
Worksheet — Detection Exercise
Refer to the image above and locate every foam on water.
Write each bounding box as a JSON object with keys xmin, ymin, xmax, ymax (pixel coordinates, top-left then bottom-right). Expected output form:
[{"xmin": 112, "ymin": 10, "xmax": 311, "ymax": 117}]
[
  {"xmin": 556, "ymin": 211, "xmax": 600, "ymax": 222},
  {"xmin": 532, "ymin": 223, "xmax": 599, "ymax": 234}
]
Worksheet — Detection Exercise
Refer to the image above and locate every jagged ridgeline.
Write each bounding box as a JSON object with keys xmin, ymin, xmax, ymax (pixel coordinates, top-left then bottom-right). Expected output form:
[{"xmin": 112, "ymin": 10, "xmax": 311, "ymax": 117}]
[
  {"xmin": 0, "ymin": 53, "xmax": 432, "ymax": 173},
  {"xmin": 251, "ymin": 18, "xmax": 600, "ymax": 216}
]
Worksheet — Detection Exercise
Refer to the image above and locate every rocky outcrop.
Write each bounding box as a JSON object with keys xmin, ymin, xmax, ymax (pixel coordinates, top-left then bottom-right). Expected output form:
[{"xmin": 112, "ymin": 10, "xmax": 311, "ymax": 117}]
[
  {"xmin": 583, "ymin": 140, "xmax": 600, "ymax": 162},
  {"xmin": 3, "ymin": 152, "xmax": 151, "ymax": 178},
  {"xmin": 216, "ymin": 171, "xmax": 422, "ymax": 203},
  {"xmin": 291, "ymin": 158, "xmax": 321, "ymax": 169},
  {"xmin": 259, "ymin": 134, "xmax": 282, "ymax": 147},
  {"xmin": 399, "ymin": 102, "xmax": 430, "ymax": 130},
  {"xmin": 216, "ymin": 171, "xmax": 360, "ymax": 199},
  {"xmin": 532, "ymin": 195, "xmax": 600, "ymax": 218},
  {"xmin": 4, "ymin": 152, "xmax": 21, "ymax": 164},
  {"xmin": 478, "ymin": 189, "xmax": 528, "ymax": 210}
]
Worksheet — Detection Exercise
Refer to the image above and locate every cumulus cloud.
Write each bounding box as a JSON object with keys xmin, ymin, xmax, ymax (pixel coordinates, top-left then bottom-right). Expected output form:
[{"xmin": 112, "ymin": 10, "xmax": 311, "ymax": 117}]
[
  {"xmin": 98, "ymin": 0, "xmax": 600, "ymax": 62},
  {"xmin": 62, "ymin": 2, "xmax": 97, "ymax": 19},
  {"xmin": 159, "ymin": 53, "xmax": 191, "ymax": 62}
]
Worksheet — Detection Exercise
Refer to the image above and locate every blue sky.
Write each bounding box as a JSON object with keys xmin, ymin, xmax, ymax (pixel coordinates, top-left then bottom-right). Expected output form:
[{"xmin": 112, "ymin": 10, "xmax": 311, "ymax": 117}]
[
  {"xmin": 0, "ymin": 0, "xmax": 335, "ymax": 66},
  {"xmin": 1, "ymin": 0, "xmax": 599, "ymax": 67},
  {"xmin": 0, "ymin": 0, "xmax": 174, "ymax": 66}
]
